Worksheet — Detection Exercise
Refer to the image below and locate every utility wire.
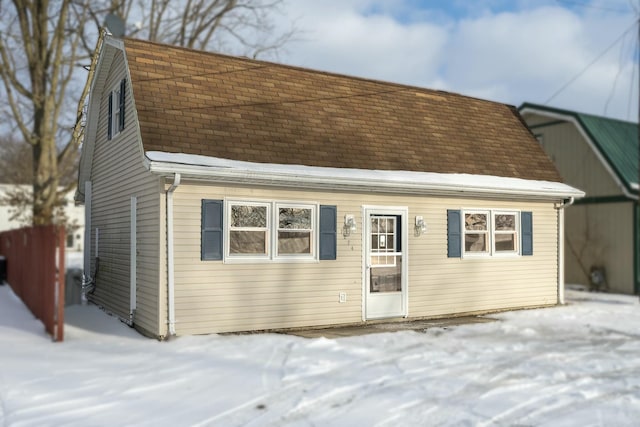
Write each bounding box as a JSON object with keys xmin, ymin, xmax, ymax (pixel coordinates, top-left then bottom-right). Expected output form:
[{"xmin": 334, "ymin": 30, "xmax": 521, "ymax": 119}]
[
  {"xmin": 626, "ymin": 22, "xmax": 639, "ymax": 120},
  {"xmin": 544, "ymin": 20, "xmax": 638, "ymax": 104},
  {"xmin": 604, "ymin": 19, "xmax": 637, "ymax": 115}
]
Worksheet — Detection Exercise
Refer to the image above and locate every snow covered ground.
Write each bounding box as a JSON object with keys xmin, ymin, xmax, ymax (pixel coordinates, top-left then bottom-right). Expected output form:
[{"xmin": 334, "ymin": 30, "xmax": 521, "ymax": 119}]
[{"xmin": 1, "ymin": 283, "xmax": 640, "ymax": 426}]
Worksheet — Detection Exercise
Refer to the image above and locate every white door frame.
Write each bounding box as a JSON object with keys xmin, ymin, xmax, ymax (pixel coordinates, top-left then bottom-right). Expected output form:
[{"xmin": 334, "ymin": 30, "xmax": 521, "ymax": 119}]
[{"xmin": 361, "ymin": 205, "xmax": 409, "ymax": 320}]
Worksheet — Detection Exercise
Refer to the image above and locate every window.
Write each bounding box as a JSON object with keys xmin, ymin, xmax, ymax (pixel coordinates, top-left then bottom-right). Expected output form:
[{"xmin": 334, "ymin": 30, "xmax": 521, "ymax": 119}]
[
  {"xmin": 494, "ymin": 212, "xmax": 518, "ymax": 253},
  {"xmin": 450, "ymin": 209, "xmax": 527, "ymax": 258},
  {"xmin": 277, "ymin": 205, "xmax": 313, "ymax": 256},
  {"xmin": 228, "ymin": 202, "xmax": 269, "ymax": 256},
  {"xmin": 108, "ymin": 78, "xmax": 126, "ymax": 140},
  {"xmin": 224, "ymin": 200, "xmax": 319, "ymax": 261},
  {"xmin": 464, "ymin": 211, "xmax": 489, "ymax": 253}
]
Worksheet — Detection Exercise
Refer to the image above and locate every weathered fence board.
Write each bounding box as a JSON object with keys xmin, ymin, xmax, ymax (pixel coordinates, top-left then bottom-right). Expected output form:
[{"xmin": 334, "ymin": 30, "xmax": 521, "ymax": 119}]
[{"xmin": 0, "ymin": 225, "xmax": 65, "ymax": 341}]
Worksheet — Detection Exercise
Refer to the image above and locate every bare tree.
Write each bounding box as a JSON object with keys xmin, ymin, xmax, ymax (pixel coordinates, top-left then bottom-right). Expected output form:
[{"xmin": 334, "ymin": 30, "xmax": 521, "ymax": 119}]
[
  {"xmin": 84, "ymin": 0, "xmax": 296, "ymax": 57},
  {"xmin": 0, "ymin": 135, "xmax": 33, "ymax": 184},
  {"xmin": 0, "ymin": 0, "xmax": 90, "ymax": 225},
  {"xmin": 0, "ymin": 0, "xmax": 296, "ymax": 226}
]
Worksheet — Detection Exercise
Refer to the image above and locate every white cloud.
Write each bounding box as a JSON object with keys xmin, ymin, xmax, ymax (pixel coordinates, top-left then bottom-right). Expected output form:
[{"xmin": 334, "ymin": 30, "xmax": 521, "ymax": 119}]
[
  {"xmin": 276, "ymin": 0, "xmax": 638, "ymax": 120},
  {"xmin": 280, "ymin": 0, "xmax": 448, "ymax": 87}
]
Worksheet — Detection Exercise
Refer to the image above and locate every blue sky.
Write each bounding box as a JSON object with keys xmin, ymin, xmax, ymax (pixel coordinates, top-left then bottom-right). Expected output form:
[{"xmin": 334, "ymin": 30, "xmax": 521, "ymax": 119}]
[{"xmin": 259, "ymin": 0, "xmax": 640, "ymax": 121}]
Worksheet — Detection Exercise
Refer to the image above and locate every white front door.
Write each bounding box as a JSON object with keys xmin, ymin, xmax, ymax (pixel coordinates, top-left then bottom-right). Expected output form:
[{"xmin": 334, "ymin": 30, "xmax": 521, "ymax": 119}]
[{"xmin": 364, "ymin": 207, "xmax": 408, "ymax": 319}]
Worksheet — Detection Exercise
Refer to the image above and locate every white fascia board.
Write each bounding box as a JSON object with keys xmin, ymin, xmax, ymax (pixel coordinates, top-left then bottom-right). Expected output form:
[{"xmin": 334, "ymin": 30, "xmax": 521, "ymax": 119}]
[
  {"xmin": 145, "ymin": 152, "xmax": 584, "ymax": 201},
  {"xmin": 520, "ymin": 107, "xmax": 638, "ymax": 201}
]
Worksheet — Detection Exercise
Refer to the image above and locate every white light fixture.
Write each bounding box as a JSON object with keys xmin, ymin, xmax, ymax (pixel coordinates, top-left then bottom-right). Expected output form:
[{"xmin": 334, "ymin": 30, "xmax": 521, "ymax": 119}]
[
  {"xmin": 415, "ymin": 215, "xmax": 427, "ymax": 236},
  {"xmin": 343, "ymin": 214, "xmax": 356, "ymax": 237}
]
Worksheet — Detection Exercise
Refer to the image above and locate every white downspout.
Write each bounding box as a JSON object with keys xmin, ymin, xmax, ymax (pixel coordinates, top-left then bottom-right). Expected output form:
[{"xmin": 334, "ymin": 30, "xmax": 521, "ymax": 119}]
[
  {"xmin": 555, "ymin": 197, "xmax": 575, "ymax": 305},
  {"xmin": 166, "ymin": 173, "xmax": 181, "ymax": 336},
  {"xmin": 82, "ymin": 181, "xmax": 92, "ymax": 304},
  {"xmin": 129, "ymin": 196, "xmax": 137, "ymax": 325}
]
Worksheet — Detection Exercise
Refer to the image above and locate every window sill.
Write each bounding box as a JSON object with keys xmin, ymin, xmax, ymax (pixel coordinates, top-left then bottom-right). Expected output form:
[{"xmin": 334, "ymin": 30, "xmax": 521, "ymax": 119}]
[{"xmin": 223, "ymin": 257, "xmax": 319, "ymax": 264}]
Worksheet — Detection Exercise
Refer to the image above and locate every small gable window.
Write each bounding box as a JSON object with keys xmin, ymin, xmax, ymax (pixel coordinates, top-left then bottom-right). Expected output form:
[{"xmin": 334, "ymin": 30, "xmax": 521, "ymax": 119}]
[{"xmin": 108, "ymin": 78, "xmax": 126, "ymax": 140}]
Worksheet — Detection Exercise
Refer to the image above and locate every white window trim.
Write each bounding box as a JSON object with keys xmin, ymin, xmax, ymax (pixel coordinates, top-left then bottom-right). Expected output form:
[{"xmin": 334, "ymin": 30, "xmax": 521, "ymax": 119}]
[
  {"xmin": 463, "ymin": 209, "xmax": 491, "ymax": 257},
  {"xmin": 492, "ymin": 210, "xmax": 520, "ymax": 257},
  {"xmin": 275, "ymin": 202, "xmax": 317, "ymax": 260},
  {"xmin": 226, "ymin": 201, "xmax": 271, "ymax": 261},
  {"xmin": 462, "ymin": 209, "xmax": 522, "ymax": 258},
  {"xmin": 224, "ymin": 199, "xmax": 319, "ymax": 263}
]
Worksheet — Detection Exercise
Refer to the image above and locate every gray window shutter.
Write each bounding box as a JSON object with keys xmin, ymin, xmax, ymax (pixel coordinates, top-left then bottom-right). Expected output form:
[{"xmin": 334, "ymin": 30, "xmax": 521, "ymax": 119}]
[
  {"xmin": 447, "ymin": 210, "xmax": 462, "ymax": 258},
  {"xmin": 319, "ymin": 205, "xmax": 337, "ymax": 260},
  {"xmin": 202, "ymin": 200, "xmax": 223, "ymax": 260},
  {"xmin": 107, "ymin": 92, "xmax": 113, "ymax": 140},
  {"xmin": 119, "ymin": 78, "xmax": 126, "ymax": 131},
  {"xmin": 521, "ymin": 211, "xmax": 533, "ymax": 256}
]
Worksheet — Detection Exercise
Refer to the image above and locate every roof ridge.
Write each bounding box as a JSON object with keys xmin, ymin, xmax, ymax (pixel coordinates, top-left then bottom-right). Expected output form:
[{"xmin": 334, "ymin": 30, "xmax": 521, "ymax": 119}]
[
  {"xmin": 121, "ymin": 36, "xmax": 512, "ymax": 109},
  {"xmin": 520, "ymin": 102, "xmax": 638, "ymax": 125}
]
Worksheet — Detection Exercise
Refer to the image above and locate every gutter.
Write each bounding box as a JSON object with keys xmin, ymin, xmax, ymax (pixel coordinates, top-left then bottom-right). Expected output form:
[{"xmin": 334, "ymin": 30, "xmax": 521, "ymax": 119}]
[
  {"xmin": 147, "ymin": 161, "xmax": 585, "ymax": 201},
  {"xmin": 166, "ymin": 173, "xmax": 181, "ymax": 336},
  {"xmin": 555, "ymin": 197, "xmax": 575, "ymax": 305}
]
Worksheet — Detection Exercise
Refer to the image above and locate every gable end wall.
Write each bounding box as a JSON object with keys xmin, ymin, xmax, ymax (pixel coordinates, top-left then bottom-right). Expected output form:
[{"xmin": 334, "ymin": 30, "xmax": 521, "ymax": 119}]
[{"xmin": 88, "ymin": 49, "xmax": 165, "ymax": 337}]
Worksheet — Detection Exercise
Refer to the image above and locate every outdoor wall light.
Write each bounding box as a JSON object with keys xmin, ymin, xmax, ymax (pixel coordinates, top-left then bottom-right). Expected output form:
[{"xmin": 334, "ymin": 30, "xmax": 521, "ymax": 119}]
[
  {"xmin": 343, "ymin": 214, "xmax": 357, "ymax": 237},
  {"xmin": 415, "ymin": 215, "xmax": 427, "ymax": 236}
]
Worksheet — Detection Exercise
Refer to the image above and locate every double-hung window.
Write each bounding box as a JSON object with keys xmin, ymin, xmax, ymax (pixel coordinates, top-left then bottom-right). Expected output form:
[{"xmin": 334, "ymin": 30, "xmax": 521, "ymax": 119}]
[
  {"xmin": 203, "ymin": 200, "xmax": 336, "ymax": 262},
  {"xmin": 277, "ymin": 205, "xmax": 314, "ymax": 257},
  {"xmin": 228, "ymin": 202, "xmax": 270, "ymax": 257},
  {"xmin": 456, "ymin": 210, "xmax": 523, "ymax": 257},
  {"xmin": 493, "ymin": 212, "xmax": 518, "ymax": 254},
  {"xmin": 225, "ymin": 200, "xmax": 317, "ymax": 261},
  {"xmin": 464, "ymin": 211, "xmax": 490, "ymax": 254}
]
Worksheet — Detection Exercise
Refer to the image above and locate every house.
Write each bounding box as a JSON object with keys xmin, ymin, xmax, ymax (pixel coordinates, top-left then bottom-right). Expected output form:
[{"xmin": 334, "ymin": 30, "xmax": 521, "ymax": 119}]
[
  {"xmin": 76, "ymin": 35, "xmax": 583, "ymax": 339},
  {"xmin": 519, "ymin": 103, "xmax": 638, "ymax": 295},
  {"xmin": 0, "ymin": 184, "xmax": 84, "ymax": 251}
]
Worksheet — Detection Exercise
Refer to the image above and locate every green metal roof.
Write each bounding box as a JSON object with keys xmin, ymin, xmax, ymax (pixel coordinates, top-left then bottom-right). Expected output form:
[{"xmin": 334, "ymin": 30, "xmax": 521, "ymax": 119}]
[{"xmin": 520, "ymin": 103, "xmax": 638, "ymax": 196}]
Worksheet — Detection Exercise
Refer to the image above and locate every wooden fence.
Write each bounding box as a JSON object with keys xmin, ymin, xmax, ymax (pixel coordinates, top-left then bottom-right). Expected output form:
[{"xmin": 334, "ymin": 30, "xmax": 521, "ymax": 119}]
[{"xmin": 0, "ymin": 225, "xmax": 66, "ymax": 341}]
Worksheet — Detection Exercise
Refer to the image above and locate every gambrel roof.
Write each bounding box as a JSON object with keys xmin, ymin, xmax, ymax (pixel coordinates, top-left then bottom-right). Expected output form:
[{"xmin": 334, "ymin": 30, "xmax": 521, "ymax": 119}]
[
  {"xmin": 122, "ymin": 38, "xmax": 562, "ymax": 183},
  {"xmin": 519, "ymin": 103, "xmax": 638, "ymax": 198}
]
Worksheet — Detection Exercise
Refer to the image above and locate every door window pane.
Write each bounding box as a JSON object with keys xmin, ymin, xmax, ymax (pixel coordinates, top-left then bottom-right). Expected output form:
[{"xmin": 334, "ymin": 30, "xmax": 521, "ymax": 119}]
[{"xmin": 370, "ymin": 256, "xmax": 402, "ymax": 292}]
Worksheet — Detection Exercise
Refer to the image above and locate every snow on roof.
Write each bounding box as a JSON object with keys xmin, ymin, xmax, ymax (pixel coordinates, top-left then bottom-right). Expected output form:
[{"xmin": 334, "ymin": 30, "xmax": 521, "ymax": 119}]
[{"xmin": 146, "ymin": 151, "xmax": 584, "ymax": 200}]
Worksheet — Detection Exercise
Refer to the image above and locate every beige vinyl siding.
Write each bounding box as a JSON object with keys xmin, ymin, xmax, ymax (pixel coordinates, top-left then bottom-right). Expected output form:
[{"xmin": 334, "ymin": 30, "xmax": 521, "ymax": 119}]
[
  {"xmin": 89, "ymin": 50, "xmax": 164, "ymax": 337},
  {"xmin": 564, "ymin": 202, "xmax": 634, "ymax": 294},
  {"xmin": 525, "ymin": 114, "xmax": 620, "ymax": 196},
  {"xmin": 170, "ymin": 182, "xmax": 559, "ymax": 335},
  {"xmin": 524, "ymin": 112, "xmax": 636, "ymax": 295}
]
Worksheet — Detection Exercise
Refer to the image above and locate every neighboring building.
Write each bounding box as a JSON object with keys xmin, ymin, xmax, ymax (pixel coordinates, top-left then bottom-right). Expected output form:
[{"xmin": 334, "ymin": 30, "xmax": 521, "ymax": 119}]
[
  {"xmin": 519, "ymin": 103, "xmax": 638, "ymax": 295},
  {"xmin": 0, "ymin": 184, "xmax": 84, "ymax": 251},
  {"xmin": 76, "ymin": 36, "xmax": 583, "ymax": 339}
]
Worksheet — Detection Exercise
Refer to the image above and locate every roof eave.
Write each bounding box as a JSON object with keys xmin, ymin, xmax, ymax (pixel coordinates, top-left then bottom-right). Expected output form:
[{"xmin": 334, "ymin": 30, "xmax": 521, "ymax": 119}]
[
  {"xmin": 519, "ymin": 105, "xmax": 638, "ymax": 201},
  {"xmin": 147, "ymin": 160, "xmax": 585, "ymax": 201}
]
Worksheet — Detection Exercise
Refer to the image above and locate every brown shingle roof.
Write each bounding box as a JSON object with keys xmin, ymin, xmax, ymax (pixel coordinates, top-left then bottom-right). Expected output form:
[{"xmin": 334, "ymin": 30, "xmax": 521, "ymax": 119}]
[{"xmin": 123, "ymin": 38, "xmax": 561, "ymax": 182}]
